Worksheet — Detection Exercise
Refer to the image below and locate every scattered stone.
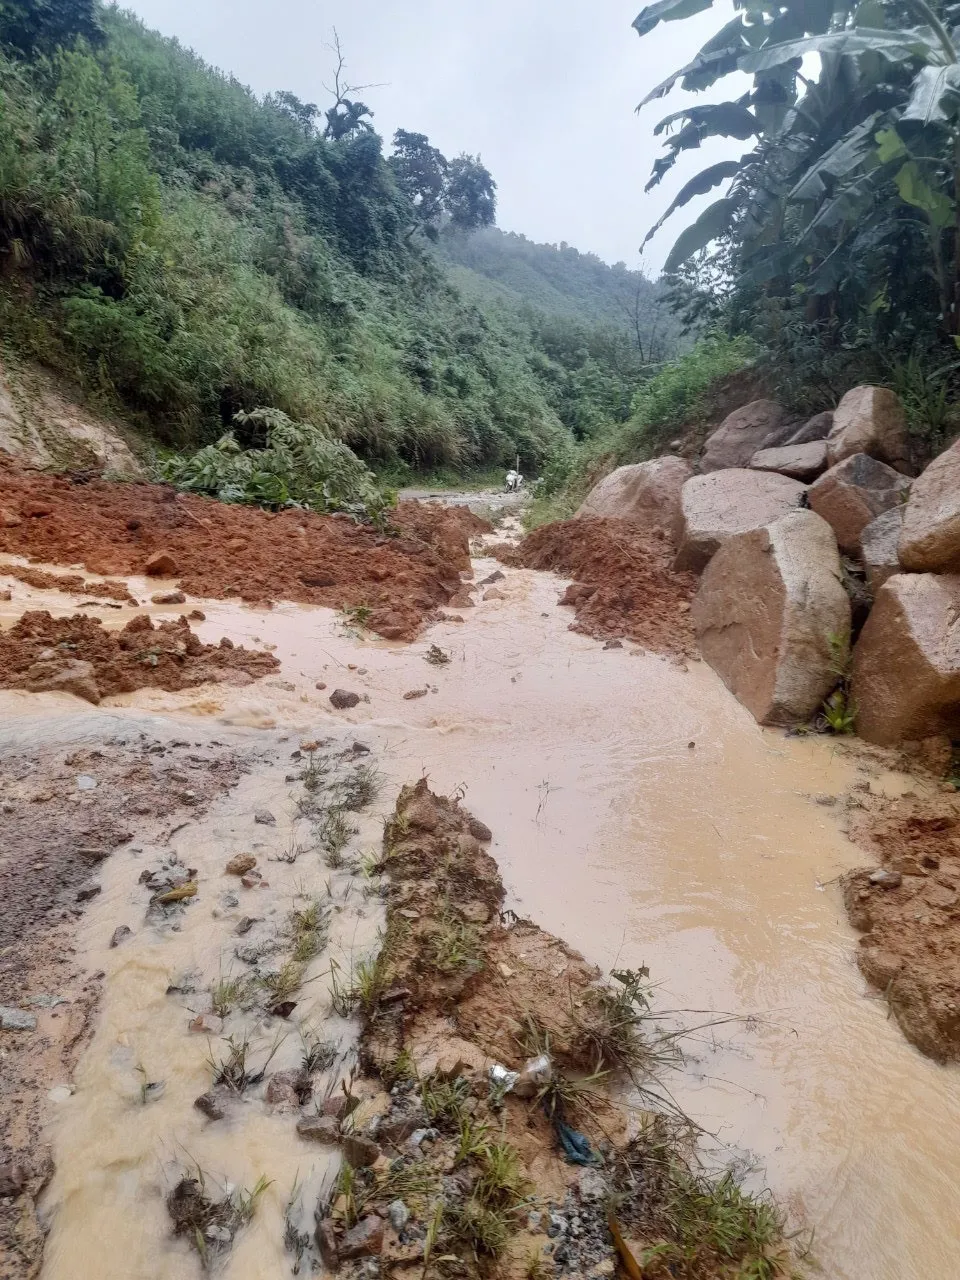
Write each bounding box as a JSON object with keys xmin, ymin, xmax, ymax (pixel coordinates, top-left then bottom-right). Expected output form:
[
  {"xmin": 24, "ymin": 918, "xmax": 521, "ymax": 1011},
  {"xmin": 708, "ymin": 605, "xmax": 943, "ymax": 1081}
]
[
  {"xmin": 265, "ymin": 1078, "xmax": 300, "ymax": 1108},
  {"xmin": 189, "ymin": 609, "xmax": 206, "ymax": 621},
  {"xmin": 602, "ymin": 639, "xmax": 623, "ymax": 650},
  {"xmin": 807, "ymin": 453, "xmax": 911, "ymax": 554},
  {"xmin": 478, "ymin": 570, "xmax": 505, "ymax": 585},
  {"xmin": 330, "ymin": 689, "xmax": 361, "ymax": 710},
  {"xmin": 296, "ymin": 1115, "xmax": 341, "ymax": 1143},
  {"xmin": 483, "ymin": 587, "xmax": 505, "ymax": 600},
  {"xmin": 379, "ymin": 1108, "xmax": 429, "ymax": 1146},
  {"xmin": 674, "ymin": 469, "xmax": 806, "ymax": 573},
  {"xmin": 827, "ymin": 385, "xmax": 911, "ymax": 471},
  {"xmin": 851, "ymin": 573, "xmax": 960, "ymax": 744},
  {"xmin": 403, "ymin": 688, "xmax": 428, "ymax": 700},
  {"xmin": 24, "ymin": 658, "xmax": 101, "ymax": 704},
  {"xmin": 750, "ymin": 440, "xmax": 828, "ymax": 481},
  {"xmin": 899, "ymin": 436, "xmax": 960, "ymax": 572},
  {"xmin": 254, "ymin": 808, "xmax": 276, "ymax": 826},
  {"xmin": 144, "ymin": 550, "xmax": 179, "ymax": 576},
  {"xmin": 693, "ymin": 510, "xmax": 850, "ymax": 726},
  {"xmin": 869, "ymin": 869, "xmax": 903, "ymax": 889},
  {"xmin": 315, "ymin": 1219, "xmax": 340, "ymax": 1271},
  {"xmin": 577, "ymin": 456, "xmax": 692, "ymax": 543},
  {"xmin": 468, "ymin": 817, "xmax": 492, "ymax": 842},
  {"xmin": 151, "ymin": 591, "xmax": 186, "ymax": 605},
  {"xmin": 0, "ymin": 1007, "xmax": 37, "ymax": 1031},
  {"xmin": 861, "ymin": 507, "xmax": 904, "ymax": 593},
  {"xmin": 234, "ymin": 916, "xmax": 256, "ymax": 935},
  {"xmin": 576, "ymin": 1168, "xmax": 608, "ymax": 1204},
  {"xmin": 387, "ymin": 1200, "xmax": 410, "ymax": 1233},
  {"xmin": 783, "ymin": 409, "xmax": 834, "ymax": 446},
  {"xmin": 342, "ymin": 1134, "xmax": 381, "ymax": 1168},
  {"xmin": 194, "ymin": 1089, "xmax": 229, "ymax": 1120},
  {"xmin": 322, "ymin": 1093, "xmax": 360, "ymax": 1121},
  {"xmin": 339, "ymin": 1215, "xmax": 385, "ymax": 1260},
  {"xmin": 0, "ymin": 1163, "xmax": 27, "ymax": 1198},
  {"xmin": 225, "ymin": 853, "xmax": 256, "ymax": 876},
  {"xmin": 110, "ymin": 925, "xmax": 132, "ymax": 948},
  {"xmin": 701, "ymin": 400, "xmax": 796, "ymax": 472},
  {"xmin": 315, "ymin": 681, "xmax": 327, "ymax": 690},
  {"xmin": 240, "ymin": 872, "xmax": 262, "ymax": 889},
  {"xmin": 76, "ymin": 885, "xmax": 102, "ymax": 903}
]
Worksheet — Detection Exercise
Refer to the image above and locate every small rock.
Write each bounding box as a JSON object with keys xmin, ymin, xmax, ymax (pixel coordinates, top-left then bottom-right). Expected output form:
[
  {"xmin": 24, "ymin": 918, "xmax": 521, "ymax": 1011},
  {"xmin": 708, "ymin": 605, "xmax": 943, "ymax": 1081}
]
[
  {"xmin": 339, "ymin": 1215, "xmax": 385, "ymax": 1259},
  {"xmin": 468, "ymin": 817, "xmax": 492, "ymax": 842},
  {"xmin": 315, "ymin": 1219, "xmax": 340, "ymax": 1270},
  {"xmin": 387, "ymin": 1199, "xmax": 409, "ymax": 1233},
  {"xmin": 0, "ymin": 1163, "xmax": 27, "ymax": 1198},
  {"xmin": 265, "ymin": 1078, "xmax": 300, "ymax": 1108},
  {"xmin": 189, "ymin": 609, "xmax": 206, "ymax": 621},
  {"xmin": 194, "ymin": 1089, "xmax": 229, "ymax": 1120},
  {"xmin": 234, "ymin": 916, "xmax": 256, "ymax": 935},
  {"xmin": 254, "ymin": 809, "xmax": 276, "ymax": 826},
  {"xmin": 22, "ymin": 500, "xmax": 52, "ymax": 518},
  {"xmin": 144, "ymin": 551, "xmax": 179, "ymax": 576},
  {"xmin": 603, "ymin": 639, "xmax": 623, "ymax": 650},
  {"xmin": 189, "ymin": 1013, "xmax": 223, "ymax": 1035},
  {"xmin": 220, "ymin": 892, "xmax": 240, "ymax": 908},
  {"xmin": 814, "ymin": 794, "xmax": 838, "ymax": 806},
  {"xmin": 0, "ymin": 589, "xmax": 10, "ymax": 601},
  {"xmin": 322, "ymin": 1093, "xmax": 360, "ymax": 1121},
  {"xmin": 0, "ymin": 1007, "xmax": 37, "ymax": 1032},
  {"xmin": 547, "ymin": 1213, "xmax": 567, "ymax": 1239},
  {"xmin": 576, "ymin": 1168, "xmax": 608, "ymax": 1203},
  {"xmin": 379, "ymin": 1109, "xmax": 429, "ymax": 1146},
  {"xmin": 330, "ymin": 689, "xmax": 361, "ymax": 710},
  {"xmin": 110, "ymin": 925, "xmax": 132, "ymax": 948},
  {"xmin": 403, "ymin": 689, "xmax": 428, "ymax": 701},
  {"xmin": 151, "ymin": 591, "xmax": 186, "ymax": 605},
  {"xmin": 315, "ymin": 681, "xmax": 327, "ymax": 690},
  {"xmin": 296, "ymin": 1115, "xmax": 341, "ymax": 1143},
  {"xmin": 76, "ymin": 775, "xmax": 97, "ymax": 791},
  {"xmin": 240, "ymin": 872, "xmax": 262, "ymax": 889},
  {"xmin": 342, "ymin": 1134, "xmax": 381, "ymax": 1168},
  {"xmin": 869, "ymin": 869, "xmax": 903, "ymax": 889},
  {"xmin": 479, "ymin": 570, "xmax": 505, "ymax": 585},
  {"xmin": 0, "ymin": 508, "xmax": 22, "ymax": 528},
  {"xmin": 76, "ymin": 885, "xmax": 101, "ymax": 903},
  {"xmin": 225, "ymin": 853, "xmax": 257, "ymax": 876},
  {"xmin": 483, "ymin": 588, "xmax": 505, "ymax": 600}
]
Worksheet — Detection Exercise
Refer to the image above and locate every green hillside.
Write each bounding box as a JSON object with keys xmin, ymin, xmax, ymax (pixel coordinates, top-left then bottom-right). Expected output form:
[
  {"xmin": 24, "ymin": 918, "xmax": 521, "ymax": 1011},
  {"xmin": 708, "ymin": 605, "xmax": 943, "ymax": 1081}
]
[{"xmin": 0, "ymin": 1, "xmax": 666, "ymax": 488}]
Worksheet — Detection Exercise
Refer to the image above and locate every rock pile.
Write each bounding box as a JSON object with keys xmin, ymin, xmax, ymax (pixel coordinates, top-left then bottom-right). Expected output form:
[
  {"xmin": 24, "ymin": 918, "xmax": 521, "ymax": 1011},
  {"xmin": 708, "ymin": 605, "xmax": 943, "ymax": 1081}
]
[{"xmin": 577, "ymin": 383, "xmax": 960, "ymax": 746}]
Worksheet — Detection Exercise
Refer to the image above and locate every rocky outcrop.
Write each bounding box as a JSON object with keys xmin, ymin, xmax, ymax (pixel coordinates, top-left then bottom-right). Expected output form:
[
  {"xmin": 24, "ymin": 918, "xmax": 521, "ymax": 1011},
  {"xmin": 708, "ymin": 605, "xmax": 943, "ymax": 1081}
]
[
  {"xmin": 807, "ymin": 453, "xmax": 911, "ymax": 555},
  {"xmin": 826, "ymin": 386, "xmax": 911, "ymax": 471},
  {"xmin": 673, "ymin": 470, "xmax": 806, "ymax": 573},
  {"xmin": 861, "ymin": 508, "xmax": 904, "ymax": 593},
  {"xmin": 700, "ymin": 400, "xmax": 795, "ymax": 472},
  {"xmin": 692, "ymin": 510, "xmax": 850, "ymax": 726},
  {"xmin": 898, "ymin": 437, "xmax": 960, "ymax": 573},
  {"xmin": 576, "ymin": 456, "xmax": 691, "ymax": 541},
  {"xmin": 750, "ymin": 440, "xmax": 827, "ymax": 481},
  {"xmin": 783, "ymin": 410, "xmax": 834, "ymax": 447},
  {"xmin": 851, "ymin": 574, "xmax": 960, "ymax": 745}
]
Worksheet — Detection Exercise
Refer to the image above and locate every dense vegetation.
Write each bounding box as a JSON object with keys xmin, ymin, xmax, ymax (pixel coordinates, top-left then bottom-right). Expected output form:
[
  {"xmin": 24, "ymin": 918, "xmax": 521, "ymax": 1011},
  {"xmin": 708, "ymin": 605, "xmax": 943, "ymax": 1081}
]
[
  {"xmin": 632, "ymin": 0, "xmax": 960, "ymax": 451},
  {"xmin": 0, "ymin": 0, "xmax": 676, "ymax": 499}
]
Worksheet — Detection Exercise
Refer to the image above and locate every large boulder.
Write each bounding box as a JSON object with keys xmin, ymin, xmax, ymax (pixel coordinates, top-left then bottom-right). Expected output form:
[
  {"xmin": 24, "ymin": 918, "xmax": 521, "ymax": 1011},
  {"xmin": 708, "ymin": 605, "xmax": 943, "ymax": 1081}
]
[
  {"xmin": 673, "ymin": 470, "xmax": 806, "ymax": 573},
  {"xmin": 576, "ymin": 456, "xmax": 692, "ymax": 542},
  {"xmin": 826, "ymin": 386, "xmax": 911, "ymax": 471},
  {"xmin": 861, "ymin": 508, "xmax": 904, "ymax": 593},
  {"xmin": 700, "ymin": 400, "xmax": 795, "ymax": 472},
  {"xmin": 851, "ymin": 574, "xmax": 960, "ymax": 745},
  {"xmin": 783, "ymin": 410, "xmax": 834, "ymax": 447},
  {"xmin": 807, "ymin": 453, "xmax": 911, "ymax": 555},
  {"xmin": 750, "ymin": 440, "xmax": 828, "ymax": 481},
  {"xmin": 692, "ymin": 510, "xmax": 850, "ymax": 726},
  {"xmin": 898, "ymin": 437, "xmax": 960, "ymax": 572}
]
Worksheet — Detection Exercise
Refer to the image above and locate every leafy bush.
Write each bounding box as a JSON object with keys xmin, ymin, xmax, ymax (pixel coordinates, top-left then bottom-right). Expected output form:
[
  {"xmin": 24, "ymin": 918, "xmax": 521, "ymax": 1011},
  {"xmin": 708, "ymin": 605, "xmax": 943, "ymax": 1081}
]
[{"xmin": 159, "ymin": 408, "xmax": 391, "ymax": 522}]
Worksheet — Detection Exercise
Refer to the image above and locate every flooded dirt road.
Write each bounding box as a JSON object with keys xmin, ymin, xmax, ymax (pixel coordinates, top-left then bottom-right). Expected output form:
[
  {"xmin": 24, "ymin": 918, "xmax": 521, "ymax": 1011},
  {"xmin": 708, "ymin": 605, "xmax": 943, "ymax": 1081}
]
[{"xmin": 3, "ymin": 532, "xmax": 960, "ymax": 1279}]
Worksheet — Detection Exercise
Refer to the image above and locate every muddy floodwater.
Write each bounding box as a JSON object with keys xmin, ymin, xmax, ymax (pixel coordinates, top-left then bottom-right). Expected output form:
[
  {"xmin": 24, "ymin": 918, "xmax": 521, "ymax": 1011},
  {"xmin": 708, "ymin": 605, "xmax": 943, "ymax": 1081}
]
[{"xmin": 3, "ymin": 535, "xmax": 960, "ymax": 1280}]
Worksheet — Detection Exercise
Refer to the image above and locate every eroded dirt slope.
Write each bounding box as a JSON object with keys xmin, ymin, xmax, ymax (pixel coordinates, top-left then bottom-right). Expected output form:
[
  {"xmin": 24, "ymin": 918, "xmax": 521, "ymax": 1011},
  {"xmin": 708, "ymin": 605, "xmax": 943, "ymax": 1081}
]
[{"xmin": 0, "ymin": 462, "xmax": 487, "ymax": 639}]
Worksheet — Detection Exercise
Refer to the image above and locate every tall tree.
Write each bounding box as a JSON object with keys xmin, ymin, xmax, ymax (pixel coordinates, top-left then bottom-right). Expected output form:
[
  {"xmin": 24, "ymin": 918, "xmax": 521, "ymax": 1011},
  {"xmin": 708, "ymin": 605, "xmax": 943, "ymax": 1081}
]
[
  {"xmin": 389, "ymin": 129, "xmax": 448, "ymax": 238},
  {"xmin": 445, "ymin": 154, "xmax": 497, "ymax": 231},
  {"xmin": 0, "ymin": 0, "xmax": 103, "ymax": 56}
]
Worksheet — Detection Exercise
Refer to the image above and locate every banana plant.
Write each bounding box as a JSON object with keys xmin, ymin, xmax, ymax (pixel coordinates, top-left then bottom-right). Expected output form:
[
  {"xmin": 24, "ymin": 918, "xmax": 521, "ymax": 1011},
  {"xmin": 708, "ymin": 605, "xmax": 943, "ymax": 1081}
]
[{"xmin": 635, "ymin": 0, "xmax": 960, "ymax": 331}]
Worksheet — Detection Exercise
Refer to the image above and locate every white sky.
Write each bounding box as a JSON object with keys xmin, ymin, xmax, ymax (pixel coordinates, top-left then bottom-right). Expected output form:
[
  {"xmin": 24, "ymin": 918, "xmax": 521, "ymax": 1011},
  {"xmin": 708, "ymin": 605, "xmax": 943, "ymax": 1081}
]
[{"xmin": 122, "ymin": 0, "xmax": 748, "ymax": 273}]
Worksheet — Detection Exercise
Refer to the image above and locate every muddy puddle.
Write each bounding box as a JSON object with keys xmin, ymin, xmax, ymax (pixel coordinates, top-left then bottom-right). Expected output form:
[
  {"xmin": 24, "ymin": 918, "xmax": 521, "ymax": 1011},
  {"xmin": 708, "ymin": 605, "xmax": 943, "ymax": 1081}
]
[{"xmin": 3, "ymin": 533, "xmax": 960, "ymax": 1279}]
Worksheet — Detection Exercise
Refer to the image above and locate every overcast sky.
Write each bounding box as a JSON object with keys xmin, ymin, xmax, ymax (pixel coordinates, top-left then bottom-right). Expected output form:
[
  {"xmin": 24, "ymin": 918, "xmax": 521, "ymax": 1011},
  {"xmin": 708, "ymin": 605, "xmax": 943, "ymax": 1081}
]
[{"xmin": 123, "ymin": 0, "xmax": 746, "ymax": 275}]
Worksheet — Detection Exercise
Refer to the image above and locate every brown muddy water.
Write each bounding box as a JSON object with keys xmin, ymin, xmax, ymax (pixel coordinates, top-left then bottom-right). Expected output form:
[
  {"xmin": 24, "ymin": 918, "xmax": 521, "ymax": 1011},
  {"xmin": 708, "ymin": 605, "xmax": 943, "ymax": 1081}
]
[{"xmin": 3, "ymin": 531, "xmax": 960, "ymax": 1280}]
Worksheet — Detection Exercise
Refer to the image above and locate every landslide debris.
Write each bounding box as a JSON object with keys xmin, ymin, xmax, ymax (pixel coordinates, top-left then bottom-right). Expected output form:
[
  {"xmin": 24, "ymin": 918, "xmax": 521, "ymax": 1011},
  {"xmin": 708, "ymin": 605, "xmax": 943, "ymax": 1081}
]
[
  {"xmin": 0, "ymin": 462, "xmax": 488, "ymax": 640},
  {"xmin": 0, "ymin": 611, "xmax": 278, "ymax": 702},
  {"xmin": 500, "ymin": 516, "xmax": 698, "ymax": 657},
  {"xmin": 304, "ymin": 780, "xmax": 795, "ymax": 1279}
]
